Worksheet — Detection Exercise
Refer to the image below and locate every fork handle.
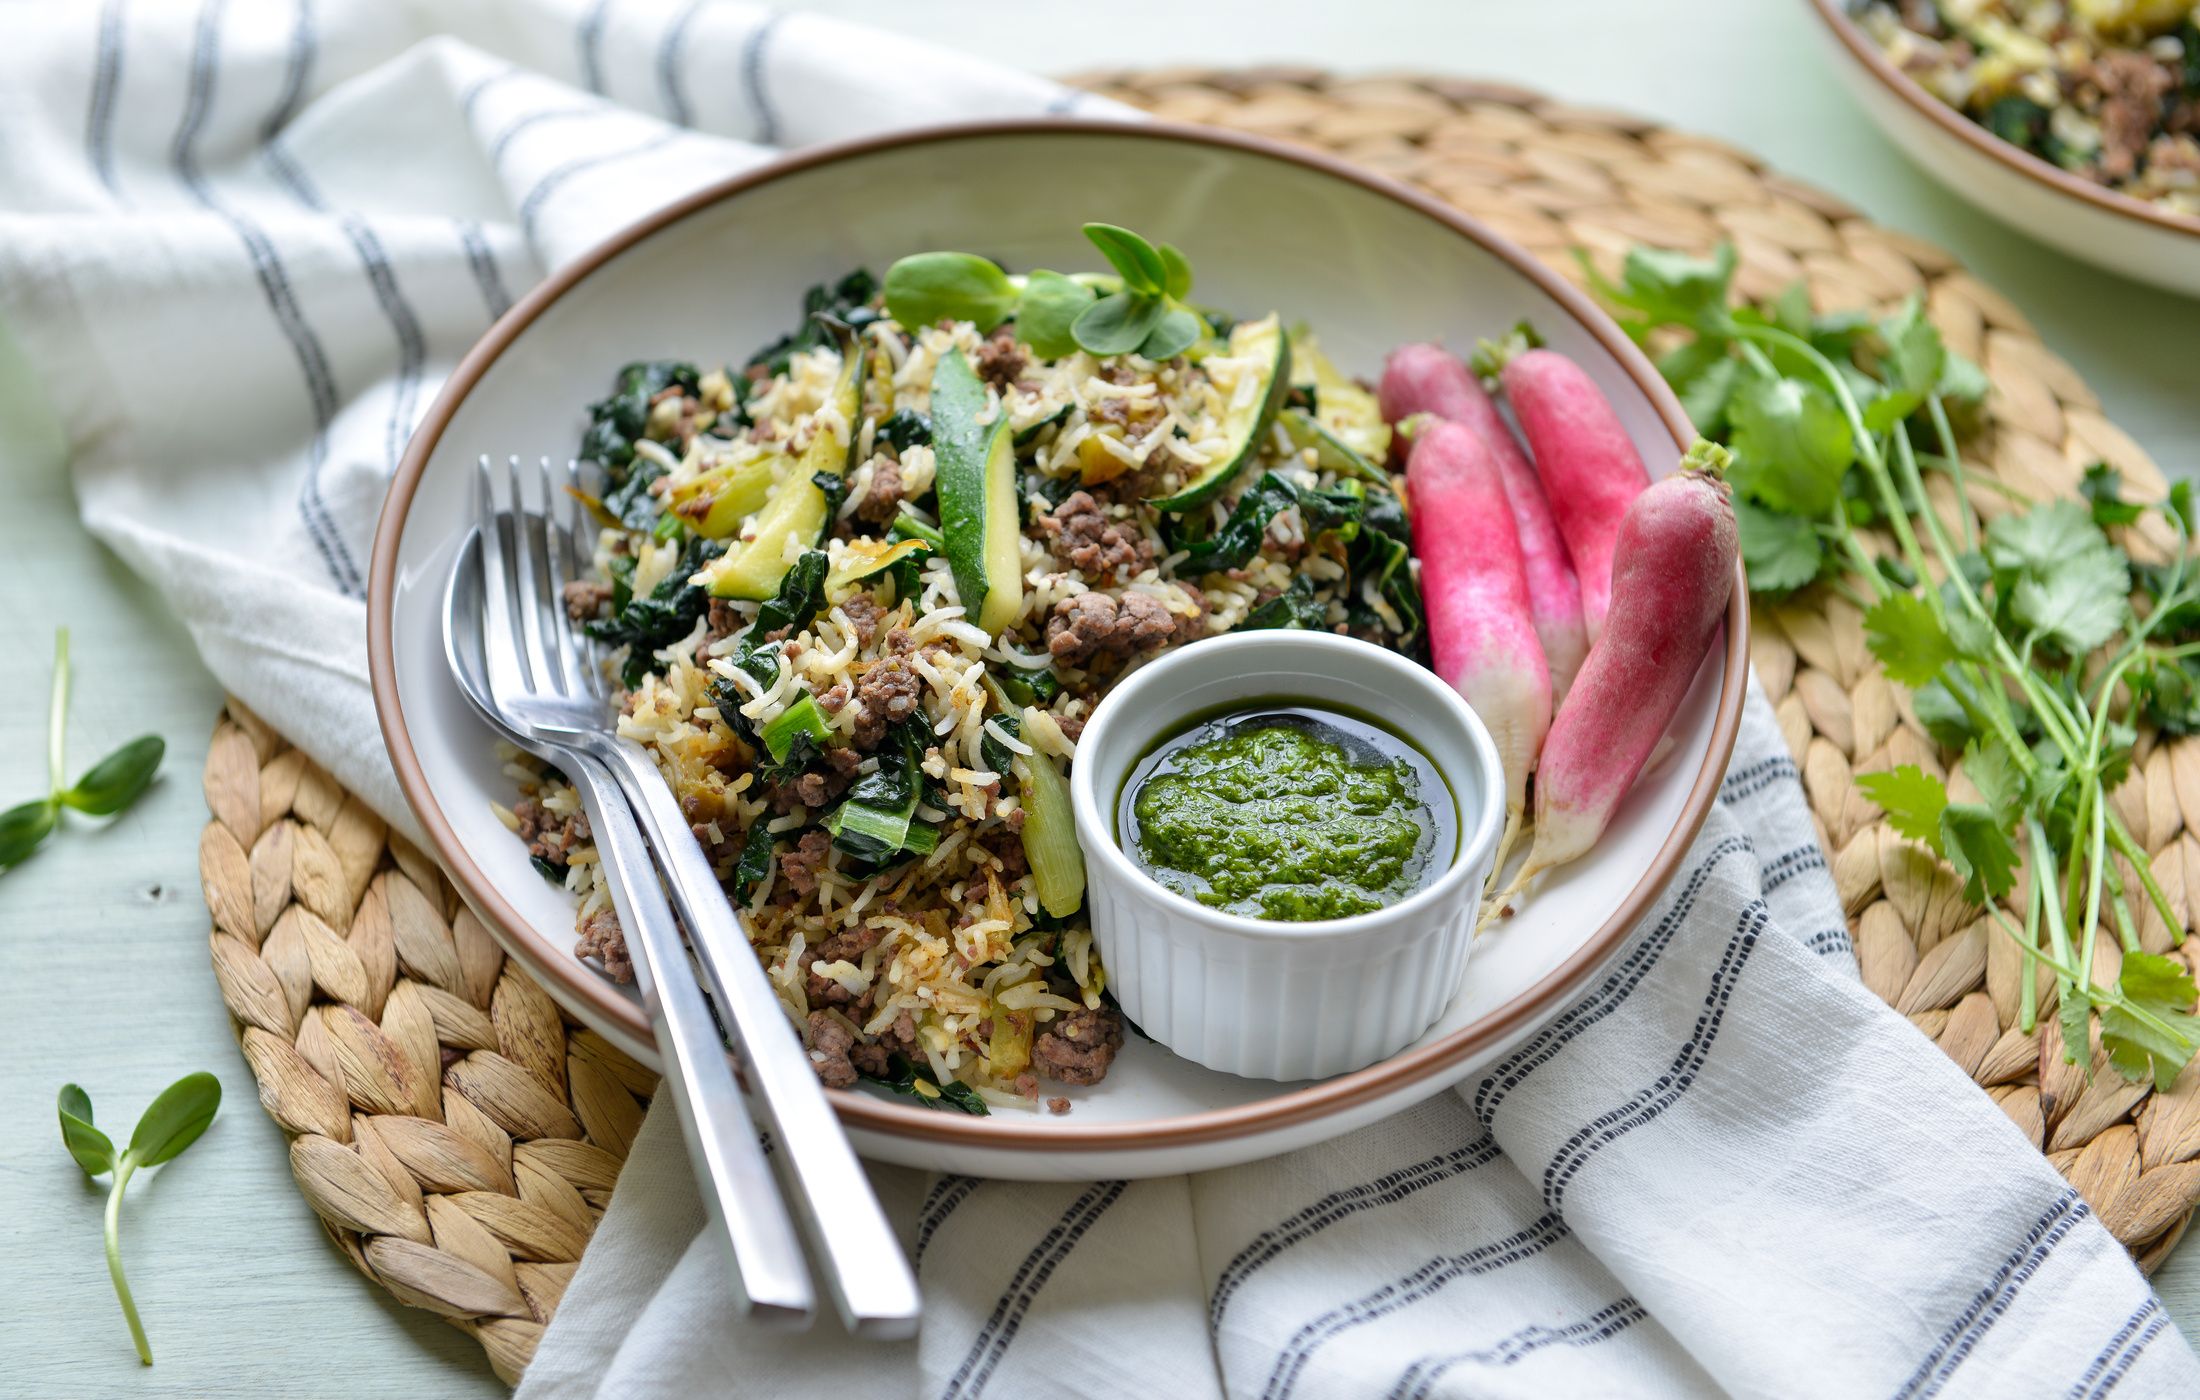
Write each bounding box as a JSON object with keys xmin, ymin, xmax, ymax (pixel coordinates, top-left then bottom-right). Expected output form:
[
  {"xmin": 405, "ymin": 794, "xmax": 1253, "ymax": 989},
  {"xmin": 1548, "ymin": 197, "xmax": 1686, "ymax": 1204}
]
[
  {"xmin": 561, "ymin": 748, "xmax": 818, "ymax": 1328},
  {"xmin": 589, "ymin": 735, "xmax": 922, "ymax": 1339}
]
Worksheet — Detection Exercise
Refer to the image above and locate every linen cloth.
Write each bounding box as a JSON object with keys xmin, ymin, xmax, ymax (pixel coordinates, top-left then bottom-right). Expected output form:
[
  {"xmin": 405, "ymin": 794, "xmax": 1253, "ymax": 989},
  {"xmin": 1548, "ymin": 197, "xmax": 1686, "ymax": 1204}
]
[{"xmin": 1, "ymin": 2, "xmax": 2192, "ymax": 1395}]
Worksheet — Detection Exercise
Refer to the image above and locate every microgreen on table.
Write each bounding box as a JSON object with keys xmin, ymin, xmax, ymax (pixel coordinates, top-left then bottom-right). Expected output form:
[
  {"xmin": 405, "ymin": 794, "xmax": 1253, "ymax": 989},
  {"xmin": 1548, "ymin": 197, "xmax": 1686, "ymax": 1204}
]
[
  {"xmin": 1587, "ymin": 242, "xmax": 2200, "ymax": 1089},
  {"xmin": 58, "ymin": 1074, "xmax": 223, "ymax": 1364},
  {"xmin": 882, "ymin": 223, "xmax": 1207, "ymax": 362},
  {"xmin": 0, "ymin": 629, "xmax": 165, "ymax": 870}
]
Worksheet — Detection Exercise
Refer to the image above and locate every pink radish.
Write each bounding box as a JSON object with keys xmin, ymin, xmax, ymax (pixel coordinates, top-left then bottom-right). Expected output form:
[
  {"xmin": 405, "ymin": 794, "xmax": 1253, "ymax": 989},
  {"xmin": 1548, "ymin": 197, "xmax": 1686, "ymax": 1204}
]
[
  {"xmin": 1500, "ymin": 441, "xmax": 1736, "ymax": 903},
  {"xmin": 1406, "ymin": 418, "xmax": 1550, "ymax": 872},
  {"xmin": 1381, "ymin": 342, "xmax": 1587, "ymax": 698},
  {"xmin": 1479, "ymin": 337, "xmax": 1652, "ymax": 644}
]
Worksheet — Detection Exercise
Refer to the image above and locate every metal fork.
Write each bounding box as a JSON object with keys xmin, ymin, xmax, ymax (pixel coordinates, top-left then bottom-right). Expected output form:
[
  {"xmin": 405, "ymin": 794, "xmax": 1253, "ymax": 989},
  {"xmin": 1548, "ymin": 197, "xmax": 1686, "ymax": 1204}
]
[
  {"xmin": 451, "ymin": 459, "xmax": 814, "ymax": 1327},
  {"xmin": 463, "ymin": 455, "xmax": 920, "ymax": 1339}
]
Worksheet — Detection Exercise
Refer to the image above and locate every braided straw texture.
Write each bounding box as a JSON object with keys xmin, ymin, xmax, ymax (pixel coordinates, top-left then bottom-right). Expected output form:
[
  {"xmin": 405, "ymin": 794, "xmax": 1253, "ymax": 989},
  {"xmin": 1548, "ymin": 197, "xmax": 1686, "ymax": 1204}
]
[
  {"xmin": 1076, "ymin": 66, "xmax": 2200, "ymax": 1271},
  {"xmin": 198, "ymin": 70, "xmax": 2197, "ymax": 1386},
  {"xmin": 198, "ymin": 699, "xmax": 656, "ymax": 1383}
]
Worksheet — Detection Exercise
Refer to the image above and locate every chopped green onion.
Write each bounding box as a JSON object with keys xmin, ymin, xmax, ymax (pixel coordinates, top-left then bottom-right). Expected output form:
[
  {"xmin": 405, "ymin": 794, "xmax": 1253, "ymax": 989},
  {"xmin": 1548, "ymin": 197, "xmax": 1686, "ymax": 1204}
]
[{"xmin": 759, "ymin": 694, "xmax": 829, "ymax": 764}]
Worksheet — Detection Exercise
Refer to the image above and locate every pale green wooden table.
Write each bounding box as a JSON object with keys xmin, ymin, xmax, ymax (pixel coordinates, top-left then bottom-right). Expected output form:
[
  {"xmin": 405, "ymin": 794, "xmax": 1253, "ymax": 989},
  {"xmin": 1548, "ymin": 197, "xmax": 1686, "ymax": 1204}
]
[{"xmin": 0, "ymin": 2, "xmax": 2191, "ymax": 1394}]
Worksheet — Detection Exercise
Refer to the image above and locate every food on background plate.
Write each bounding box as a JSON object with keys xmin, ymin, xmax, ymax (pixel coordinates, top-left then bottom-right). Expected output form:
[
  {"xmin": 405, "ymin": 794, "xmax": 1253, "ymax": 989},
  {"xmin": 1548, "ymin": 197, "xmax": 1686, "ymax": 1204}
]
[
  {"xmin": 509, "ymin": 223, "xmax": 1423, "ymax": 1113},
  {"xmin": 1850, "ymin": 0, "xmax": 2200, "ymax": 215},
  {"xmin": 1115, "ymin": 703, "xmax": 1457, "ymax": 922}
]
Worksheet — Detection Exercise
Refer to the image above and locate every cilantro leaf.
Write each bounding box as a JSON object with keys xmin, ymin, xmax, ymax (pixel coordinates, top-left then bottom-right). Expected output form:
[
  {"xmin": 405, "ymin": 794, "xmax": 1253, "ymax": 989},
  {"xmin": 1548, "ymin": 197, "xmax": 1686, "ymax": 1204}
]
[
  {"xmin": 2081, "ymin": 463, "xmax": 2145, "ymax": 527},
  {"xmin": 1583, "ymin": 243, "xmax": 1737, "ymax": 335},
  {"xmin": 1856, "ymin": 765, "xmax": 1948, "ymax": 851},
  {"xmin": 1728, "ymin": 375, "xmax": 1856, "ymax": 517},
  {"xmin": 1864, "ymin": 592, "xmax": 1956, "ymax": 687},
  {"xmin": 1960, "ymin": 737, "xmax": 2027, "ymax": 827},
  {"xmin": 1659, "ymin": 337, "xmax": 1742, "ymax": 437},
  {"xmin": 2101, "ymin": 951, "xmax": 2200, "ymax": 1091},
  {"xmin": 1939, "ymin": 802, "xmax": 2019, "ymax": 904},
  {"xmin": 1736, "ymin": 499, "xmax": 1825, "ymax": 595},
  {"xmin": 1860, "ymin": 297, "xmax": 1945, "ymax": 433},
  {"xmin": 2011, "ymin": 547, "xmax": 2130, "ymax": 656},
  {"xmin": 1912, "ymin": 676, "xmax": 1982, "ymax": 748},
  {"xmin": 1985, "ymin": 500, "xmax": 2109, "ymax": 579}
]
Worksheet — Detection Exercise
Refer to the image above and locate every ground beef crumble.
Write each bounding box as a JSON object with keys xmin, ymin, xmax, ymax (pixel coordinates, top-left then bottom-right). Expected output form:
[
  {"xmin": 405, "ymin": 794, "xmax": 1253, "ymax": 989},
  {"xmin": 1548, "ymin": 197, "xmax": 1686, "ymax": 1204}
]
[
  {"xmin": 850, "ymin": 654, "xmax": 924, "ymax": 748},
  {"xmin": 855, "ymin": 453, "xmax": 904, "ymax": 525},
  {"xmin": 2087, "ymin": 51, "xmax": 2176, "ymax": 184},
  {"xmin": 1044, "ymin": 587, "xmax": 1203, "ymax": 667},
  {"xmin": 778, "ymin": 829, "xmax": 831, "ymax": 897},
  {"xmin": 972, "ymin": 326, "xmax": 1029, "ymax": 390},
  {"xmin": 1039, "ymin": 490, "xmax": 1154, "ymax": 586},
  {"xmin": 837, "ymin": 593, "xmax": 886, "ymax": 648},
  {"xmin": 513, "ymin": 796, "xmax": 591, "ymax": 866},
  {"xmin": 1032, "ymin": 1006, "xmax": 1123, "ymax": 1087},
  {"xmin": 562, "ymin": 579, "xmax": 614, "ymax": 622},
  {"xmin": 575, "ymin": 906, "xmax": 631, "ymax": 983}
]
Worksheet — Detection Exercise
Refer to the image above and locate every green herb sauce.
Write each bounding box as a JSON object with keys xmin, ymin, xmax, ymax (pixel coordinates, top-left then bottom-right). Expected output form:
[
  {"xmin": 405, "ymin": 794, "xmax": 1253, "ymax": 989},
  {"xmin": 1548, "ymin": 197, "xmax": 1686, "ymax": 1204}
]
[{"xmin": 1118, "ymin": 705, "xmax": 1455, "ymax": 922}]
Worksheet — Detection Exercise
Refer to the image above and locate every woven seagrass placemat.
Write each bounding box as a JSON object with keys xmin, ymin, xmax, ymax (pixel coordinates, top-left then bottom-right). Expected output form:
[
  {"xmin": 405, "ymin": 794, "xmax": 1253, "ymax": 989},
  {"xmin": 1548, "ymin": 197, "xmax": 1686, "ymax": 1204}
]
[{"xmin": 193, "ymin": 69, "xmax": 2200, "ymax": 1385}]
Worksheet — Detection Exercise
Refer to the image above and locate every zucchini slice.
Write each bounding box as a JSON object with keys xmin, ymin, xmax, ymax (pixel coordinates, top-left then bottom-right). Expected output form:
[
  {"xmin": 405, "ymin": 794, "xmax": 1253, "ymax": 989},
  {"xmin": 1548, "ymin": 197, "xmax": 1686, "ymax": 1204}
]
[
  {"xmin": 1292, "ymin": 335, "xmax": 1393, "ymax": 466},
  {"xmin": 1278, "ymin": 408, "xmax": 1388, "ymax": 484},
  {"xmin": 825, "ymin": 536, "xmax": 931, "ymax": 593},
  {"xmin": 1145, "ymin": 313, "xmax": 1290, "ymax": 513},
  {"xmin": 697, "ymin": 319, "xmax": 864, "ymax": 599},
  {"xmin": 930, "ymin": 348, "xmax": 1024, "ymax": 634},
  {"xmin": 668, "ymin": 453, "xmax": 781, "ymax": 538}
]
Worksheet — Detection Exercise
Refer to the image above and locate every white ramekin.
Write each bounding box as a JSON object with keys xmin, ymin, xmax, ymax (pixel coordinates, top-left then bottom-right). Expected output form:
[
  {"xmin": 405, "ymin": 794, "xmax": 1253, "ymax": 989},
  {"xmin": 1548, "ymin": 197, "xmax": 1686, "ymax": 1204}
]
[{"xmin": 1070, "ymin": 631, "xmax": 1506, "ymax": 1081}]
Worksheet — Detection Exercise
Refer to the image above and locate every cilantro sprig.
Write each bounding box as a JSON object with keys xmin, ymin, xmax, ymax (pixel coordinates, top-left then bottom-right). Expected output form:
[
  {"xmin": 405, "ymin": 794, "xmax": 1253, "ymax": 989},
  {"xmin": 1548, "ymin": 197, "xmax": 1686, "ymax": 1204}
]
[{"xmin": 1589, "ymin": 244, "xmax": 2200, "ymax": 1089}]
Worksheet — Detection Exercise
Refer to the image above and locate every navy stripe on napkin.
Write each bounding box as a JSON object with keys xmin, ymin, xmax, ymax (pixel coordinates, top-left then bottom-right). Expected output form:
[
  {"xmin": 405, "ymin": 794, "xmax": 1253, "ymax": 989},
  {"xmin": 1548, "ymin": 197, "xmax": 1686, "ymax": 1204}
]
[
  {"xmin": 1261, "ymin": 1214, "xmax": 1573, "ymax": 1400},
  {"xmin": 86, "ymin": 0, "xmax": 128, "ymax": 196},
  {"xmin": 941, "ymin": 1181, "xmax": 1128, "ymax": 1400},
  {"xmin": 1893, "ymin": 1188, "xmax": 2087, "ymax": 1399},
  {"xmin": 173, "ymin": 0, "xmax": 361, "ymax": 594},
  {"xmin": 1385, "ymin": 1296, "xmax": 1648, "ymax": 1400},
  {"xmin": 1538, "ymin": 902, "xmax": 1765, "ymax": 1213},
  {"xmin": 1209, "ymin": 1133, "xmax": 1504, "ymax": 1327}
]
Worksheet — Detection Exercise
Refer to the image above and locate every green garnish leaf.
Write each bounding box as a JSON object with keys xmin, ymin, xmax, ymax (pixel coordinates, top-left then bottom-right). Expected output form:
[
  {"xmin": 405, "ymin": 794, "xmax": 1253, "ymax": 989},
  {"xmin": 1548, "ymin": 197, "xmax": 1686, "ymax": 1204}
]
[
  {"xmin": 1137, "ymin": 306, "xmax": 1204, "ymax": 362},
  {"xmin": 1, "ymin": 798, "xmax": 58, "ymax": 867},
  {"xmin": 57, "ymin": 1085, "xmax": 115, "ymax": 1176},
  {"xmin": 1859, "ymin": 296, "xmax": 1945, "ymax": 432},
  {"xmin": 1735, "ymin": 499, "xmax": 1824, "ymax": 594},
  {"xmin": 1856, "ymin": 764, "xmax": 1948, "ymax": 851},
  {"xmin": 127, "ymin": 1072, "xmax": 221, "ymax": 1167},
  {"xmin": 2011, "ymin": 546, "xmax": 2130, "ymax": 657},
  {"xmin": 1728, "ymin": 375, "xmax": 1856, "ymax": 517},
  {"xmin": 2101, "ymin": 952, "xmax": 2200, "ymax": 1091},
  {"xmin": 1072, "ymin": 291, "xmax": 1167, "ymax": 357},
  {"xmin": 882, "ymin": 251, "xmax": 1017, "ymax": 334},
  {"xmin": 1660, "ymin": 338, "xmax": 1742, "ymax": 437},
  {"xmin": 1960, "ymin": 737, "xmax": 2028, "ymax": 828},
  {"xmin": 60, "ymin": 736, "xmax": 166, "ymax": 816},
  {"xmin": 1863, "ymin": 592, "xmax": 1956, "ymax": 688},
  {"xmin": 1081, "ymin": 223, "xmax": 1168, "ymax": 295},
  {"xmin": 1985, "ymin": 499, "xmax": 2106, "ymax": 577},
  {"xmin": 1016, "ymin": 270, "xmax": 1095, "ymax": 359},
  {"xmin": 1582, "ymin": 242, "xmax": 1737, "ymax": 336},
  {"xmin": 2081, "ymin": 463, "xmax": 2145, "ymax": 527},
  {"xmin": 1939, "ymin": 802, "xmax": 2019, "ymax": 904},
  {"xmin": 1158, "ymin": 241, "xmax": 1194, "ymax": 300},
  {"xmin": 59, "ymin": 1072, "xmax": 223, "ymax": 1364}
]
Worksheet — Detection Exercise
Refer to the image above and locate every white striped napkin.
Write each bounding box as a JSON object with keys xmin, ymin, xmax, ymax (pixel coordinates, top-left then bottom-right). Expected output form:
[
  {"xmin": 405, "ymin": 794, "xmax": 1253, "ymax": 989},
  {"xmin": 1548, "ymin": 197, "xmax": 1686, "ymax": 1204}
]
[{"xmin": 1, "ymin": 2, "xmax": 2191, "ymax": 1395}]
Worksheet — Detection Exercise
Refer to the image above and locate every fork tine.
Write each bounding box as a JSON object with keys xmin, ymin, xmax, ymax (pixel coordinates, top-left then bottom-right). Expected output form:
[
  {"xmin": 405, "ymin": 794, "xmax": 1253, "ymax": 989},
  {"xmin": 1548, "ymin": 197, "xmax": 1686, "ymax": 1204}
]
[
  {"xmin": 538, "ymin": 455, "xmax": 590, "ymax": 699},
  {"xmin": 474, "ymin": 456, "xmax": 531, "ymax": 709},
  {"xmin": 566, "ymin": 459, "xmax": 608, "ymax": 702},
  {"xmin": 506, "ymin": 454, "xmax": 556, "ymax": 696}
]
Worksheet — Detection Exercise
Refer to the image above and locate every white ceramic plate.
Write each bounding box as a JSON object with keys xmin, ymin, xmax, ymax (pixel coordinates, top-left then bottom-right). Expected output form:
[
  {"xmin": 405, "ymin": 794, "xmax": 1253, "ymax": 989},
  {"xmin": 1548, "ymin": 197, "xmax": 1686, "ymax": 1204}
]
[
  {"xmin": 370, "ymin": 120, "xmax": 1747, "ymax": 1181},
  {"xmin": 1808, "ymin": 0, "xmax": 2200, "ymax": 297}
]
